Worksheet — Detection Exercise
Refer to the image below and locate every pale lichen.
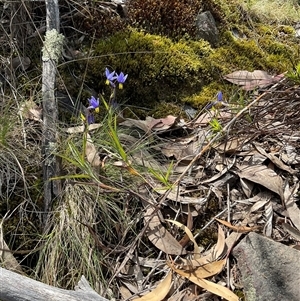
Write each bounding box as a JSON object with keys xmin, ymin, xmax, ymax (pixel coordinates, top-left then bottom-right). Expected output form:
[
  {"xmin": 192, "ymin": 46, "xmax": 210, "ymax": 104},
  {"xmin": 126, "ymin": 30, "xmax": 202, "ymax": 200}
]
[{"xmin": 42, "ymin": 29, "xmax": 65, "ymax": 63}]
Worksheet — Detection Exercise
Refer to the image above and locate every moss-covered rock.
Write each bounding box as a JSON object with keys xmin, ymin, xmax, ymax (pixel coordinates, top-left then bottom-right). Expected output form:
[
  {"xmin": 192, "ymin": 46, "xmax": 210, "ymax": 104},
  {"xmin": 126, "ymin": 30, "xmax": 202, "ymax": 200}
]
[
  {"xmin": 62, "ymin": 0, "xmax": 300, "ymax": 115},
  {"xmin": 84, "ymin": 29, "xmax": 213, "ymax": 107}
]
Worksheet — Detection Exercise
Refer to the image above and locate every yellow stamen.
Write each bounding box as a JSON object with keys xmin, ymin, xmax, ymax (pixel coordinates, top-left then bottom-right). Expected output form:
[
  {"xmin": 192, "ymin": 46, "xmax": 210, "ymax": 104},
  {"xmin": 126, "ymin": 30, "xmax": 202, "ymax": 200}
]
[{"xmin": 80, "ymin": 113, "xmax": 86, "ymax": 121}]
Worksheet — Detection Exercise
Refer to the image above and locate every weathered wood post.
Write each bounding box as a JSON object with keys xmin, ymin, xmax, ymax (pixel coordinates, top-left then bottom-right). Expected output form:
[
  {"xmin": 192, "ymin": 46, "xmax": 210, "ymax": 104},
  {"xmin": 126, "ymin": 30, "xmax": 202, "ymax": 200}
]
[{"xmin": 42, "ymin": 0, "xmax": 64, "ymax": 225}]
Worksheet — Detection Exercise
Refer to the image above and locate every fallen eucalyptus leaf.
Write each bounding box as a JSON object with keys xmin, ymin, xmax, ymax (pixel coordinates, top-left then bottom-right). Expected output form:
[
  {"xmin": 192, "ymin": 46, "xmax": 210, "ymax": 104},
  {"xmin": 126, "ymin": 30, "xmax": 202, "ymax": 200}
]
[
  {"xmin": 135, "ymin": 272, "xmax": 172, "ymax": 301},
  {"xmin": 224, "ymin": 70, "xmax": 284, "ymax": 91},
  {"xmin": 166, "ymin": 219, "xmax": 201, "ymax": 258},
  {"xmin": 215, "ymin": 218, "xmax": 260, "ymax": 233},
  {"xmin": 283, "ymin": 182, "xmax": 300, "ymax": 232},
  {"xmin": 169, "ymin": 261, "xmax": 238, "ymax": 301},
  {"xmin": 237, "ymin": 165, "xmax": 284, "ymax": 200},
  {"xmin": 263, "ymin": 201, "xmax": 273, "ymax": 237},
  {"xmin": 169, "ymin": 259, "xmax": 226, "ymax": 278},
  {"xmin": 144, "ymin": 207, "xmax": 186, "ymax": 255},
  {"xmin": 178, "ymin": 225, "xmax": 226, "ymax": 268}
]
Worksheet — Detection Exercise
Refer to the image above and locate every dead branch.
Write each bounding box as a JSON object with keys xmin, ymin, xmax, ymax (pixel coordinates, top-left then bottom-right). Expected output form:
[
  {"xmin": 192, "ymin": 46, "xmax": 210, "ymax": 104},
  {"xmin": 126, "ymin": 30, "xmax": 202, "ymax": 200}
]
[{"xmin": 0, "ymin": 267, "xmax": 110, "ymax": 301}]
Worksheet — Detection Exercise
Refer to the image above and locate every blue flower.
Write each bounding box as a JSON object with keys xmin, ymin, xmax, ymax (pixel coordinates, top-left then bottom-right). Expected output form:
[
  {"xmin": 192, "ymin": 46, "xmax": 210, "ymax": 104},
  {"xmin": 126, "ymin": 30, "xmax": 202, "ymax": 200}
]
[
  {"xmin": 217, "ymin": 91, "xmax": 223, "ymax": 102},
  {"xmin": 105, "ymin": 68, "xmax": 117, "ymax": 86},
  {"xmin": 116, "ymin": 72, "xmax": 128, "ymax": 89},
  {"xmin": 205, "ymin": 91, "xmax": 224, "ymax": 109},
  {"xmin": 87, "ymin": 96, "xmax": 100, "ymax": 113},
  {"xmin": 87, "ymin": 114, "xmax": 95, "ymax": 125}
]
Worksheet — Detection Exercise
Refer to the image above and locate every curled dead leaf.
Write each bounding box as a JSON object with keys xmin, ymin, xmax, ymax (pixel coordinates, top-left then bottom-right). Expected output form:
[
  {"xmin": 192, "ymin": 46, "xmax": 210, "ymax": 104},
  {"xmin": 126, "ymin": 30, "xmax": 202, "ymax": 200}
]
[
  {"xmin": 169, "ymin": 259, "xmax": 226, "ymax": 277},
  {"xmin": 166, "ymin": 219, "xmax": 201, "ymax": 257},
  {"xmin": 283, "ymin": 182, "xmax": 300, "ymax": 232},
  {"xmin": 134, "ymin": 271, "xmax": 172, "ymax": 301},
  {"xmin": 237, "ymin": 165, "xmax": 284, "ymax": 200},
  {"xmin": 215, "ymin": 218, "xmax": 260, "ymax": 233},
  {"xmin": 85, "ymin": 133, "xmax": 102, "ymax": 167},
  {"xmin": 144, "ymin": 208, "xmax": 187, "ymax": 255},
  {"xmin": 179, "ymin": 225, "xmax": 226, "ymax": 268},
  {"xmin": 169, "ymin": 260, "xmax": 238, "ymax": 301}
]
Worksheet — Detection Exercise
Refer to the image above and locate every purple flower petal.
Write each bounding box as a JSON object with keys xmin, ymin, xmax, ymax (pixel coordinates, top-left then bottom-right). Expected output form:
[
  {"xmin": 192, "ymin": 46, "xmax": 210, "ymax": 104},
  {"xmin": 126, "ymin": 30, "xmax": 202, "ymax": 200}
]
[
  {"xmin": 88, "ymin": 114, "xmax": 95, "ymax": 124},
  {"xmin": 116, "ymin": 72, "xmax": 128, "ymax": 84},
  {"xmin": 105, "ymin": 68, "xmax": 117, "ymax": 84},
  {"xmin": 217, "ymin": 91, "xmax": 223, "ymax": 102},
  {"xmin": 87, "ymin": 96, "xmax": 99, "ymax": 109}
]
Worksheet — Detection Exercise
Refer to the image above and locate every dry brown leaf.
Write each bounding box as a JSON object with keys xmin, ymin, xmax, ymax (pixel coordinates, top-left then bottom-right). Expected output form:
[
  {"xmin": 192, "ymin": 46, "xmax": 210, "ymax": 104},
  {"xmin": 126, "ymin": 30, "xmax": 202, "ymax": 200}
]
[
  {"xmin": 19, "ymin": 100, "xmax": 42, "ymax": 121},
  {"xmin": 119, "ymin": 118, "xmax": 150, "ymax": 132},
  {"xmin": 240, "ymin": 178, "xmax": 254, "ymax": 198},
  {"xmin": 224, "ymin": 70, "xmax": 284, "ymax": 91},
  {"xmin": 120, "ymin": 116, "xmax": 177, "ymax": 133},
  {"xmin": 201, "ymin": 158, "xmax": 236, "ymax": 184},
  {"xmin": 0, "ymin": 223, "xmax": 23, "ymax": 273},
  {"xmin": 169, "ymin": 261, "xmax": 238, "ymax": 301},
  {"xmin": 166, "ymin": 219, "xmax": 201, "ymax": 258},
  {"xmin": 161, "ymin": 134, "xmax": 206, "ymax": 161},
  {"xmin": 144, "ymin": 207, "xmax": 186, "ymax": 255},
  {"xmin": 282, "ymin": 223, "xmax": 300, "ymax": 241},
  {"xmin": 150, "ymin": 115, "xmax": 178, "ymax": 131},
  {"xmin": 169, "ymin": 259, "xmax": 226, "ymax": 277},
  {"xmin": 156, "ymin": 187, "xmax": 206, "ymax": 205},
  {"xmin": 195, "ymin": 111, "xmax": 232, "ymax": 125},
  {"xmin": 283, "ymin": 182, "xmax": 300, "ymax": 232},
  {"xmin": 64, "ymin": 124, "xmax": 101, "ymax": 134},
  {"xmin": 215, "ymin": 218, "xmax": 259, "ymax": 233},
  {"xmin": 250, "ymin": 199, "xmax": 268, "ymax": 213},
  {"xmin": 215, "ymin": 137, "xmax": 248, "ymax": 154},
  {"xmin": 85, "ymin": 133, "xmax": 102, "ymax": 167},
  {"xmin": 263, "ymin": 201, "xmax": 273, "ymax": 237},
  {"xmin": 179, "ymin": 209, "xmax": 193, "ymax": 247},
  {"xmin": 120, "ymin": 285, "xmax": 134, "ymax": 300},
  {"xmin": 193, "ymin": 278, "xmax": 239, "ymax": 301},
  {"xmin": 179, "ymin": 225, "xmax": 226, "ymax": 268},
  {"xmin": 211, "ymin": 225, "xmax": 226, "ymax": 259},
  {"xmin": 237, "ymin": 165, "xmax": 284, "ymax": 200},
  {"xmin": 134, "ymin": 272, "xmax": 172, "ymax": 301},
  {"xmin": 254, "ymin": 144, "xmax": 296, "ymax": 174}
]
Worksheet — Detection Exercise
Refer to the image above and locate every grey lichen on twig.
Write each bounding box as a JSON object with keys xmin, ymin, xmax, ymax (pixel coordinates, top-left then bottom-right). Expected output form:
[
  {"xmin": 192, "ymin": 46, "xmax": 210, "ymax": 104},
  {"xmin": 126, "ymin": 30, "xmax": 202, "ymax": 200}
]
[{"xmin": 42, "ymin": 29, "xmax": 64, "ymax": 63}]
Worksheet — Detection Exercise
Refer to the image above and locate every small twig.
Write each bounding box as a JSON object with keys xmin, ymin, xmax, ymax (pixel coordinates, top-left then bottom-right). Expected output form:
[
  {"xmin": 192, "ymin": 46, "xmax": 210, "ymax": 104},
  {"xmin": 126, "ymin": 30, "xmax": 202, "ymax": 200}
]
[{"xmin": 226, "ymin": 183, "xmax": 231, "ymax": 289}]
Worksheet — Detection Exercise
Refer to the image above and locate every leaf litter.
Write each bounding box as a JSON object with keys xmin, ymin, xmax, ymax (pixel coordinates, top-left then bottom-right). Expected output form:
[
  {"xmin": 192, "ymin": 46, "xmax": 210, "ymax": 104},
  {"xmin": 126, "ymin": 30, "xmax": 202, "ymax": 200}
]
[{"xmin": 21, "ymin": 73, "xmax": 300, "ymax": 300}]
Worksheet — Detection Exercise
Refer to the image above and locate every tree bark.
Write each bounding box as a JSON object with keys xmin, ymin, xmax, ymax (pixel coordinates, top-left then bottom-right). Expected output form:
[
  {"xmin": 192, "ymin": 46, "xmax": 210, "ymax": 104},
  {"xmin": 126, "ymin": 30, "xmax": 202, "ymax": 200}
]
[
  {"xmin": 0, "ymin": 267, "xmax": 110, "ymax": 301},
  {"xmin": 42, "ymin": 0, "xmax": 62, "ymax": 225}
]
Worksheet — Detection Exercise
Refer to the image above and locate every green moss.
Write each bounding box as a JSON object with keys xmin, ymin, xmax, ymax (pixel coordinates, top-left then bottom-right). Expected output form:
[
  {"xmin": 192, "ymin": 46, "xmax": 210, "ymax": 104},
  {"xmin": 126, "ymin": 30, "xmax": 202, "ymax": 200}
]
[
  {"xmin": 277, "ymin": 25, "xmax": 296, "ymax": 35},
  {"xmin": 85, "ymin": 29, "xmax": 213, "ymax": 108},
  {"xmin": 79, "ymin": 23, "xmax": 299, "ymax": 113},
  {"xmin": 150, "ymin": 101, "xmax": 185, "ymax": 119},
  {"xmin": 183, "ymin": 83, "xmax": 222, "ymax": 107}
]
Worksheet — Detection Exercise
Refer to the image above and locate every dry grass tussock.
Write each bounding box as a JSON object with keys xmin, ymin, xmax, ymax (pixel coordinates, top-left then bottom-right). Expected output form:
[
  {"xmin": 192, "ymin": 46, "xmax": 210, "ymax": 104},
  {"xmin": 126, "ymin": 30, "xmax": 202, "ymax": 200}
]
[{"xmin": 240, "ymin": 0, "xmax": 300, "ymax": 23}]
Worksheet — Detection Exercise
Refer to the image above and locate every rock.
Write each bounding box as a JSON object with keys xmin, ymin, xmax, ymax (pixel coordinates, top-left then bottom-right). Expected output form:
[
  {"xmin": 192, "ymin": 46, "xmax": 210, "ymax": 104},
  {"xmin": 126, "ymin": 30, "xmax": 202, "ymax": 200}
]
[
  {"xmin": 232, "ymin": 232, "xmax": 300, "ymax": 301},
  {"xmin": 295, "ymin": 23, "xmax": 300, "ymax": 39},
  {"xmin": 195, "ymin": 11, "xmax": 219, "ymax": 46}
]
